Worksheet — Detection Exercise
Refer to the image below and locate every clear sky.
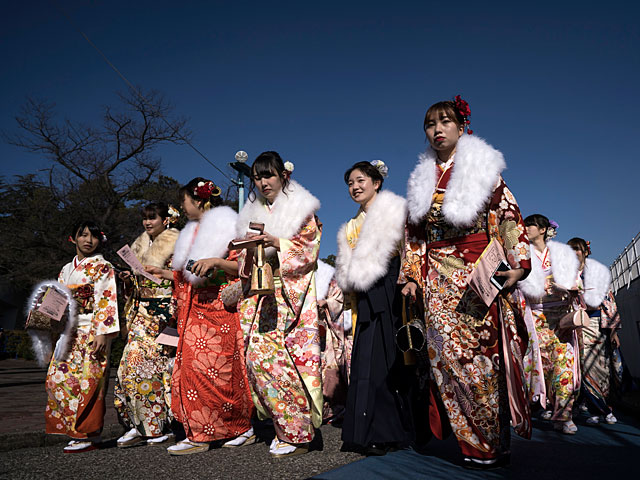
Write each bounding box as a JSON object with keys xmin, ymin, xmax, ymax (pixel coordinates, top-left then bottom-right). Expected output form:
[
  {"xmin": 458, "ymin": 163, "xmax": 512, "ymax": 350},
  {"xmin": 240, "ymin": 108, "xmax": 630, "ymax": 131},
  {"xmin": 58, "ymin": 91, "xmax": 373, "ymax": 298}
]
[{"xmin": 1, "ymin": 0, "xmax": 638, "ymax": 265}]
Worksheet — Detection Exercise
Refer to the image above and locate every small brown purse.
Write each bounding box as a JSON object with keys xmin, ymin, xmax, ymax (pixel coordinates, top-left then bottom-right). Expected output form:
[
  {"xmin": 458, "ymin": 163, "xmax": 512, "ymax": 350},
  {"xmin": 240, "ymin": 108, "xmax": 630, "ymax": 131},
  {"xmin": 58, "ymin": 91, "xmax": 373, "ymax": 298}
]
[{"xmin": 558, "ymin": 308, "xmax": 589, "ymax": 330}]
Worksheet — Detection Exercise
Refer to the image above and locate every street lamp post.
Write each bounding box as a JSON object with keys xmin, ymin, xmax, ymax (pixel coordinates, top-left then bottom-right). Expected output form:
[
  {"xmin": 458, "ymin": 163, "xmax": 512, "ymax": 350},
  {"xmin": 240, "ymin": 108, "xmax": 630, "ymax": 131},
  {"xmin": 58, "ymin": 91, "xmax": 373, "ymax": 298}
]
[{"xmin": 229, "ymin": 150, "xmax": 252, "ymax": 212}]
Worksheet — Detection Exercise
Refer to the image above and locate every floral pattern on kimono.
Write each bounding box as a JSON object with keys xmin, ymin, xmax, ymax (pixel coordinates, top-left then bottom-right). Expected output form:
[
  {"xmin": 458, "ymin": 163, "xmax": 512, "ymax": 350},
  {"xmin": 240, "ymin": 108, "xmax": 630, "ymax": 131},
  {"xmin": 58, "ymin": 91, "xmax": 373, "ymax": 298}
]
[
  {"xmin": 401, "ymin": 174, "xmax": 531, "ymax": 459},
  {"xmin": 171, "ymin": 250, "xmax": 254, "ymax": 443},
  {"xmin": 114, "ymin": 240, "xmax": 176, "ymax": 437},
  {"xmin": 45, "ymin": 254, "xmax": 120, "ymax": 438},
  {"xmin": 239, "ymin": 215, "xmax": 323, "ymax": 444}
]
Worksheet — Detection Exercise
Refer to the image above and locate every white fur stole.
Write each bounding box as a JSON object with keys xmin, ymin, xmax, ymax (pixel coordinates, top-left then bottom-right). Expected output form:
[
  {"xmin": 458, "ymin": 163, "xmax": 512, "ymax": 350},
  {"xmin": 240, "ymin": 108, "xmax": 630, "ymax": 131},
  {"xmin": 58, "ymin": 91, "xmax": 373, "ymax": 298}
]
[
  {"xmin": 518, "ymin": 240, "xmax": 579, "ymax": 298},
  {"xmin": 236, "ymin": 180, "xmax": 320, "ymax": 242},
  {"xmin": 172, "ymin": 206, "xmax": 238, "ymax": 285},
  {"xmin": 407, "ymin": 135, "xmax": 506, "ymax": 226},
  {"xmin": 335, "ymin": 190, "xmax": 407, "ymax": 292},
  {"xmin": 316, "ymin": 260, "xmax": 335, "ymax": 301},
  {"xmin": 582, "ymin": 258, "xmax": 611, "ymax": 308},
  {"xmin": 26, "ymin": 280, "xmax": 78, "ymax": 367}
]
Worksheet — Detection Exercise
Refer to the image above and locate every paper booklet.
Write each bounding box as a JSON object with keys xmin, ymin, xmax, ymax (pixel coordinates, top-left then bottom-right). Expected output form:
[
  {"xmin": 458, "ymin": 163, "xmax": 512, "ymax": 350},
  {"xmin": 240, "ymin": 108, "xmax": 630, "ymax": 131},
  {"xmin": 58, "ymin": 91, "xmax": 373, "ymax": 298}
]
[
  {"xmin": 156, "ymin": 327, "xmax": 179, "ymax": 347},
  {"xmin": 37, "ymin": 287, "xmax": 69, "ymax": 321},
  {"xmin": 467, "ymin": 239, "xmax": 507, "ymax": 307},
  {"xmin": 117, "ymin": 245, "xmax": 163, "ymax": 284}
]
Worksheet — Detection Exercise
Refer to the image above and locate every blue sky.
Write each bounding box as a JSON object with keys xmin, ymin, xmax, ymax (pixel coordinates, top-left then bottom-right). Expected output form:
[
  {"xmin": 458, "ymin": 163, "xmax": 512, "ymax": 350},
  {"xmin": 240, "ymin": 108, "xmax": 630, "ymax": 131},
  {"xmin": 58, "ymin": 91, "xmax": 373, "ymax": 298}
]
[{"xmin": 1, "ymin": 0, "xmax": 638, "ymax": 265}]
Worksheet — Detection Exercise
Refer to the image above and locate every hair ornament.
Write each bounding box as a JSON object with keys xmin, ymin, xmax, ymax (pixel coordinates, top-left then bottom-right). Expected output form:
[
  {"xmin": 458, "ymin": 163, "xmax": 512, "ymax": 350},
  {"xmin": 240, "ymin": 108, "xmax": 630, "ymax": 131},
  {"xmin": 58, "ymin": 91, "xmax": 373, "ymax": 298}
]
[
  {"xmin": 100, "ymin": 231, "xmax": 108, "ymax": 243},
  {"xmin": 454, "ymin": 95, "xmax": 473, "ymax": 134},
  {"xmin": 194, "ymin": 180, "xmax": 221, "ymax": 200},
  {"xmin": 585, "ymin": 240, "xmax": 592, "ymax": 256},
  {"xmin": 167, "ymin": 205, "xmax": 181, "ymax": 224},
  {"xmin": 370, "ymin": 159, "xmax": 388, "ymax": 178},
  {"xmin": 284, "ymin": 161, "xmax": 295, "ymax": 174},
  {"xmin": 547, "ymin": 220, "xmax": 559, "ymax": 239}
]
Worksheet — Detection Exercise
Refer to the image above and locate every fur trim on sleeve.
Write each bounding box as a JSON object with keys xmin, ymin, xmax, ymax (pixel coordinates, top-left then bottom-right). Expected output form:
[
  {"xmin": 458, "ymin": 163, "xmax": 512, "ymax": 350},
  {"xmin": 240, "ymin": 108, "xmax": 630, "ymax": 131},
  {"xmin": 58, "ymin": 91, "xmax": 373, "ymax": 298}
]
[
  {"xmin": 236, "ymin": 180, "xmax": 320, "ymax": 239},
  {"xmin": 26, "ymin": 280, "xmax": 78, "ymax": 367},
  {"xmin": 335, "ymin": 190, "xmax": 407, "ymax": 292},
  {"xmin": 172, "ymin": 206, "xmax": 238, "ymax": 285},
  {"xmin": 316, "ymin": 260, "xmax": 335, "ymax": 300},
  {"xmin": 517, "ymin": 245, "xmax": 546, "ymax": 299},
  {"xmin": 548, "ymin": 240, "xmax": 579, "ymax": 290},
  {"xmin": 582, "ymin": 258, "xmax": 611, "ymax": 308}
]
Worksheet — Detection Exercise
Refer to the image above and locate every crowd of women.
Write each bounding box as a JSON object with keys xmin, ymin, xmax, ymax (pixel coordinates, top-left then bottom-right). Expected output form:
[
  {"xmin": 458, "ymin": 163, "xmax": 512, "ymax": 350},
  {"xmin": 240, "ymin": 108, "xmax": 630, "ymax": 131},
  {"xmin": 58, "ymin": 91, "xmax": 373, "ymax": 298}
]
[{"xmin": 28, "ymin": 95, "xmax": 623, "ymax": 469}]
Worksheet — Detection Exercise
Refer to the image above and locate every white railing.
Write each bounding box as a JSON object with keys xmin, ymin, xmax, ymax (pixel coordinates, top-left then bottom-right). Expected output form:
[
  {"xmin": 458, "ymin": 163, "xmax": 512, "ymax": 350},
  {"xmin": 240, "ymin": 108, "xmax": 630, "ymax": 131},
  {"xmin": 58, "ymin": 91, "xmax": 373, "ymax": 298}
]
[{"xmin": 611, "ymin": 231, "xmax": 640, "ymax": 293}]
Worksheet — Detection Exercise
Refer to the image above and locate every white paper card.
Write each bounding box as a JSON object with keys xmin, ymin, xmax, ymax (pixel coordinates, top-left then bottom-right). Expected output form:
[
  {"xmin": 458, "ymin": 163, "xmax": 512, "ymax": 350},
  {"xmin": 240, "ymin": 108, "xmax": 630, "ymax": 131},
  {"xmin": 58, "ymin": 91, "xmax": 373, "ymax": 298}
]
[
  {"xmin": 117, "ymin": 245, "xmax": 163, "ymax": 284},
  {"xmin": 37, "ymin": 287, "xmax": 68, "ymax": 321}
]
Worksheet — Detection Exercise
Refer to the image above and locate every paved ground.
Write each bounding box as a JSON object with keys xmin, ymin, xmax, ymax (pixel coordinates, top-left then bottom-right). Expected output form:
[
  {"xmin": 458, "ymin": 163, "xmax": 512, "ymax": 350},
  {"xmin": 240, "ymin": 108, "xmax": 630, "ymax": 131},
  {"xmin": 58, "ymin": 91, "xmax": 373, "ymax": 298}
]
[{"xmin": 2, "ymin": 358, "xmax": 639, "ymax": 479}]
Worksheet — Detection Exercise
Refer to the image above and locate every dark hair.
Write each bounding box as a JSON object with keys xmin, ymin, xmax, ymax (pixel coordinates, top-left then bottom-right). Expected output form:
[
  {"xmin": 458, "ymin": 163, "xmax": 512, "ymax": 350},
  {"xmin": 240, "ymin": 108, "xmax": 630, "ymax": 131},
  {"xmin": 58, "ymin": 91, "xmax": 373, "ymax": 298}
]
[
  {"xmin": 423, "ymin": 101, "xmax": 465, "ymax": 133},
  {"xmin": 567, "ymin": 237, "xmax": 590, "ymax": 257},
  {"xmin": 524, "ymin": 214, "xmax": 551, "ymax": 239},
  {"xmin": 179, "ymin": 177, "xmax": 222, "ymax": 209},
  {"xmin": 343, "ymin": 161, "xmax": 384, "ymax": 192},
  {"xmin": 142, "ymin": 202, "xmax": 169, "ymax": 220},
  {"xmin": 248, "ymin": 151, "xmax": 290, "ymax": 201},
  {"xmin": 70, "ymin": 220, "xmax": 105, "ymax": 252}
]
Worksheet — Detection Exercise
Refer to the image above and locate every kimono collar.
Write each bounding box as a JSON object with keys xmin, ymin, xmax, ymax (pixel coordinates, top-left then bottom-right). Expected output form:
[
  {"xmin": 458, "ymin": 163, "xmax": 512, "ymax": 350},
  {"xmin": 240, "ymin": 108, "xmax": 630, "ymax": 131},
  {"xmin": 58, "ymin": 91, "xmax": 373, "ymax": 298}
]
[
  {"xmin": 407, "ymin": 135, "xmax": 506, "ymax": 226},
  {"xmin": 236, "ymin": 180, "xmax": 320, "ymax": 239},
  {"xmin": 335, "ymin": 190, "xmax": 407, "ymax": 292}
]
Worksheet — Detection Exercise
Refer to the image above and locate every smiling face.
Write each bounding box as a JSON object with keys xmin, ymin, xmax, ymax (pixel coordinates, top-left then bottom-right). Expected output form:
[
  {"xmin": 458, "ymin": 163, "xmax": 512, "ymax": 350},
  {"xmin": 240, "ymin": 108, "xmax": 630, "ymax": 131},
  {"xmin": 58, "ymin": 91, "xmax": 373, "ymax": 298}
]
[
  {"xmin": 347, "ymin": 168, "xmax": 380, "ymax": 209},
  {"xmin": 424, "ymin": 109, "xmax": 464, "ymax": 155},
  {"xmin": 72, "ymin": 227, "xmax": 100, "ymax": 259},
  {"xmin": 252, "ymin": 168, "xmax": 284, "ymax": 203},
  {"xmin": 142, "ymin": 212, "xmax": 167, "ymax": 239},
  {"xmin": 181, "ymin": 195, "xmax": 203, "ymax": 221}
]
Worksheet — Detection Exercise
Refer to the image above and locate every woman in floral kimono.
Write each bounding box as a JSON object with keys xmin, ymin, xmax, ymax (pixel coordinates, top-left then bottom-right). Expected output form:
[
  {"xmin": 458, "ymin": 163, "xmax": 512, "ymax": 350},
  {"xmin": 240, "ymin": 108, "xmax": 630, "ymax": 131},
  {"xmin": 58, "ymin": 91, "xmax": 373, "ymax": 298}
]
[
  {"xmin": 163, "ymin": 178, "xmax": 253, "ymax": 455},
  {"xmin": 400, "ymin": 97, "xmax": 531, "ymax": 468},
  {"xmin": 45, "ymin": 220, "xmax": 120, "ymax": 453},
  {"xmin": 237, "ymin": 151, "xmax": 322, "ymax": 458},
  {"xmin": 114, "ymin": 202, "xmax": 179, "ymax": 447},
  {"xmin": 316, "ymin": 259, "xmax": 352, "ymax": 424},
  {"xmin": 568, "ymin": 237, "xmax": 621, "ymax": 425},
  {"xmin": 518, "ymin": 215, "xmax": 581, "ymax": 435},
  {"xmin": 336, "ymin": 160, "xmax": 417, "ymax": 456}
]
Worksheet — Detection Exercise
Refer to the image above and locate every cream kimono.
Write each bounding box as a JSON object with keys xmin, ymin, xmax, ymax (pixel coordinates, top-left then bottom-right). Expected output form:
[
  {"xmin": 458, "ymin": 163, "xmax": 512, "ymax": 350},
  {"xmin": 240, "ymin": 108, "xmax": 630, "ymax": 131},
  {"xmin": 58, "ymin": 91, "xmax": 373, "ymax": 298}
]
[
  {"xmin": 45, "ymin": 254, "xmax": 120, "ymax": 438},
  {"xmin": 237, "ymin": 180, "xmax": 323, "ymax": 444}
]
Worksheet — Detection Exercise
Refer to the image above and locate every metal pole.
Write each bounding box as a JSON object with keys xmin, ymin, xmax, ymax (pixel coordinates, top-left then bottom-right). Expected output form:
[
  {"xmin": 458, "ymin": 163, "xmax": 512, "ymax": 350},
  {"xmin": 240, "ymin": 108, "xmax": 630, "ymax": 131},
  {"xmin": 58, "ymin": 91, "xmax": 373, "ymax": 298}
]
[{"xmin": 237, "ymin": 171, "xmax": 244, "ymax": 212}]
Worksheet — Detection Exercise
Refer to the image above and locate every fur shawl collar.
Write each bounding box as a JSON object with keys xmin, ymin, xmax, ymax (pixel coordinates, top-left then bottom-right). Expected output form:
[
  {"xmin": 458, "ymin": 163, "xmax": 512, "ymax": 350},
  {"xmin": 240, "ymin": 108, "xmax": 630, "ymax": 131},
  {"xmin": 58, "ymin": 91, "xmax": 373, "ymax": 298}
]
[
  {"xmin": 236, "ymin": 180, "xmax": 320, "ymax": 240},
  {"xmin": 172, "ymin": 206, "xmax": 238, "ymax": 285},
  {"xmin": 518, "ymin": 240, "xmax": 579, "ymax": 298},
  {"xmin": 582, "ymin": 258, "xmax": 611, "ymax": 308},
  {"xmin": 131, "ymin": 228, "xmax": 179, "ymax": 268},
  {"xmin": 316, "ymin": 260, "xmax": 335, "ymax": 300},
  {"xmin": 335, "ymin": 190, "xmax": 407, "ymax": 292},
  {"xmin": 407, "ymin": 135, "xmax": 506, "ymax": 226}
]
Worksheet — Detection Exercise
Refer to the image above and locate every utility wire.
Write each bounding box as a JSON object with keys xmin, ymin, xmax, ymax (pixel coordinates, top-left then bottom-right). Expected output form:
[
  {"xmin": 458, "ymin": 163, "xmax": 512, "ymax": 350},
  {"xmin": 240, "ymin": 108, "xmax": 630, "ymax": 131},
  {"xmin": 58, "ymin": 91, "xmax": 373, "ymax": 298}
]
[{"xmin": 48, "ymin": 0, "xmax": 233, "ymax": 183}]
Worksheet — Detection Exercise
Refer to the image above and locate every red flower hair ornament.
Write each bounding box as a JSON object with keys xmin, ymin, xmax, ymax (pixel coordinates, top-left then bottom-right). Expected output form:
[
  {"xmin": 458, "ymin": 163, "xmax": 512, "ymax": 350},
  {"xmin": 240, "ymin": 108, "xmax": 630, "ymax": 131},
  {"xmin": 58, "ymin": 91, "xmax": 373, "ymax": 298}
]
[
  {"xmin": 194, "ymin": 181, "xmax": 221, "ymax": 200},
  {"xmin": 454, "ymin": 95, "xmax": 473, "ymax": 134}
]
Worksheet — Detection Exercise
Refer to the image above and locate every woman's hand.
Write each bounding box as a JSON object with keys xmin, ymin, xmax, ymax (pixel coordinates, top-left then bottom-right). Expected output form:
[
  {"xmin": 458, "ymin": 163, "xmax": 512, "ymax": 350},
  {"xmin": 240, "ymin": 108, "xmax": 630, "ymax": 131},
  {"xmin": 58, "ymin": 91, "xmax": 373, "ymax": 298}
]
[
  {"xmin": 317, "ymin": 299, "xmax": 328, "ymax": 309},
  {"xmin": 494, "ymin": 267, "xmax": 524, "ymax": 290},
  {"xmin": 92, "ymin": 334, "xmax": 108, "ymax": 357},
  {"xmin": 144, "ymin": 265, "xmax": 173, "ymax": 281},
  {"xmin": 401, "ymin": 282, "xmax": 418, "ymax": 301},
  {"xmin": 191, "ymin": 258, "xmax": 219, "ymax": 277},
  {"xmin": 255, "ymin": 232, "xmax": 280, "ymax": 250},
  {"xmin": 118, "ymin": 270, "xmax": 132, "ymax": 282}
]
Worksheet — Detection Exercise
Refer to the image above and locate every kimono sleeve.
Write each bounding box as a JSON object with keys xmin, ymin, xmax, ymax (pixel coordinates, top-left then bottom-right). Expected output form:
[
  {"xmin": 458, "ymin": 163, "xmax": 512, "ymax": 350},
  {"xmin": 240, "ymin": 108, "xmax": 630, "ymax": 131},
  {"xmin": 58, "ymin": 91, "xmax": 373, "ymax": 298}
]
[
  {"xmin": 277, "ymin": 215, "xmax": 321, "ymax": 317},
  {"xmin": 92, "ymin": 261, "xmax": 120, "ymax": 336},
  {"xmin": 600, "ymin": 290, "xmax": 621, "ymax": 330},
  {"xmin": 399, "ymin": 222, "xmax": 426, "ymax": 290},
  {"xmin": 488, "ymin": 177, "xmax": 531, "ymax": 272},
  {"xmin": 325, "ymin": 278, "xmax": 344, "ymax": 323}
]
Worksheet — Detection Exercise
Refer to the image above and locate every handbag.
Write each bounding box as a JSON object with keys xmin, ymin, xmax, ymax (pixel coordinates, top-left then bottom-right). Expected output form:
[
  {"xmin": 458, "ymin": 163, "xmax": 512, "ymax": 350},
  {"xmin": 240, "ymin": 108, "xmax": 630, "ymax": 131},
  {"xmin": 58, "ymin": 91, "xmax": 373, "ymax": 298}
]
[
  {"xmin": 558, "ymin": 307, "xmax": 589, "ymax": 331},
  {"xmin": 220, "ymin": 279, "xmax": 244, "ymax": 307},
  {"xmin": 25, "ymin": 283, "xmax": 69, "ymax": 335},
  {"xmin": 396, "ymin": 296, "xmax": 426, "ymax": 365}
]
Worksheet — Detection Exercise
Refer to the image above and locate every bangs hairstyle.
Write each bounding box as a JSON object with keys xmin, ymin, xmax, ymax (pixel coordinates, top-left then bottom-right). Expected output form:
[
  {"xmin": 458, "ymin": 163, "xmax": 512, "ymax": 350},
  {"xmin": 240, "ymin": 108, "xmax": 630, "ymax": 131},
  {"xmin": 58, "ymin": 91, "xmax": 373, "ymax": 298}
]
[
  {"xmin": 248, "ymin": 151, "xmax": 290, "ymax": 201},
  {"xmin": 343, "ymin": 161, "xmax": 384, "ymax": 192},
  {"xmin": 524, "ymin": 214, "xmax": 552, "ymax": 239},
  {"xmin": 70, "ymin": 220, "xmax": 105, "ymax": 251},
  {"xmin": 423, "ymin": 101, "xmax": 465, "ymax": 133},
  {"xmin": 567, "ymin": 237, "xmax": 590, "ymax": 256},
  {"xmin": 179, "ymin": 177, "xmax": 222, "ymax": 209},
  {"xmin": 142, "ymin": 202, "xmax": 169, "ymax": 220}
]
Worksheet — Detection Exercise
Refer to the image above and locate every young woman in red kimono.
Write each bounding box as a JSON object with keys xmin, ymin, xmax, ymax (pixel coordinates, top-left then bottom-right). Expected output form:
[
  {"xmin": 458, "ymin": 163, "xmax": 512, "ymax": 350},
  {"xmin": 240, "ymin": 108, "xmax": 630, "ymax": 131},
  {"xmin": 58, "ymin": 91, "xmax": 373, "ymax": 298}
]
[
  {"xmin": 400, "ymin": 96, "xmax": 532, "ymax": 468},
  {"xmin": 153, "ymin": 177, "xmax": 253, "ymax": 455}
]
